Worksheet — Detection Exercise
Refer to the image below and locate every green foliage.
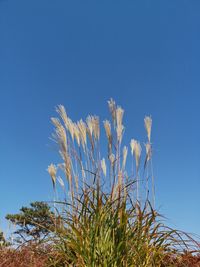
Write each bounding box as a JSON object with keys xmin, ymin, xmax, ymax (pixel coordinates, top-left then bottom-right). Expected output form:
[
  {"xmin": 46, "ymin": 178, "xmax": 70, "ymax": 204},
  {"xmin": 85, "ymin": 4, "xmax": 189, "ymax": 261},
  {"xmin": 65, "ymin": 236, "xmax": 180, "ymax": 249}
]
[
  {"xmin": 6, "ymin": 201, "xmax": 56, "ymax": 244},
  {"xmin": 0, "ymin": 231, "xmax": 9, "ymax": 248},
  {"xmin": 48, "ymin": 187, "xmax": 197, "ymax": 267}
]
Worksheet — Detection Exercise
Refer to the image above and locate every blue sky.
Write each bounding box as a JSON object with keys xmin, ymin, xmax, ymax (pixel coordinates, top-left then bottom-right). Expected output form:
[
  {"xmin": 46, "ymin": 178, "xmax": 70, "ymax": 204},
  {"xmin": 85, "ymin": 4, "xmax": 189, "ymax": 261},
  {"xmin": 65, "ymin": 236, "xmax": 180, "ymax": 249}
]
[{"xmin": 0, "ymin": 0, "xmax": 200, "ymax": 237}]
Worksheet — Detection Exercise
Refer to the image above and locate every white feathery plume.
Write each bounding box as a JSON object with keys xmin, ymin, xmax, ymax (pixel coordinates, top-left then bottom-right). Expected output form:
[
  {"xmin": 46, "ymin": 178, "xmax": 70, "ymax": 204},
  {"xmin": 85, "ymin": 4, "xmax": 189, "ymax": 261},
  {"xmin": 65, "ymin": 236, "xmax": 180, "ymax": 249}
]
[
  {"xmin": 51, "ymin": 117, "xmax": 67, "ymax": 154},
  {"xmin": 57, "ymin": 176, "xmax": 65, "ymax": 189},
  {"xmin": 101, "ymin": 158, "xmax": 107, "ymax": 177},
  {"xmin": 116, "ymin": 107, "xmax": 124, "ymax": 143},
  {"xmin": 130, "ymin": 139, "xmax": 137, "ymax": 155},
  {"xmin": 135, "ymin": 141, "xmax": 141, "ymax": 171},
  {"xmin": 56, "ymin": 105, "xmax": 68, "ymax": 130},
  {"xmin": 116, "ymin": 124, "xmax": 124, "ymax": 143},
  {"xmin": 92, "ymin": 116, "xmax": 100, "ymax": 140},
  {"xmin": 103, "ymin": 120, "xmax": 111, "ymax": 141},
  {"xmin": 67, "ymin": 119, "xmax": 75, "ymax": 141},
  {"xmin": 77, "ymin": 119, "xmax": 87, "ymax": 148},
  {"xmin": 116, "ymin": 106, "xmax": 124, "ymax": 129},
  {"xmin": 109, "ymin": 153, "xmax": 115, "ymax": 167},
  {"xmin": 122, "ymin": 146, "xmax": 128, "ymax": 170},
  {"xmin": 130, "ymin": 139, "xmax": 141, "ymax": 171},
  {"xmin": 144, "ymin": 116, "xmax": 152, "ymax": 142},
  {"xmin": 118, "ymin": 170, "xmax": 123, "ymax": 188},
  {"xmin": 74, "ymin": 123, "xmax": 80, "ymax": 146},
  {"xmin": 104, "ymin": 120, "xmax": 112, "ymax": 153},
  {"xmin": 108, "ymin": 98, "xmax": 117, "ymax": 126},
  {"xmin": 64, "ymin": 155, "xmax": 72, "ymax": 180},
  {"xmin": 47, "ymin": 164, "xmax": 57, "ymax": 188},
  {"xmin": 86, "ymin": 116, "xmax": 93, "ymax": 136}
]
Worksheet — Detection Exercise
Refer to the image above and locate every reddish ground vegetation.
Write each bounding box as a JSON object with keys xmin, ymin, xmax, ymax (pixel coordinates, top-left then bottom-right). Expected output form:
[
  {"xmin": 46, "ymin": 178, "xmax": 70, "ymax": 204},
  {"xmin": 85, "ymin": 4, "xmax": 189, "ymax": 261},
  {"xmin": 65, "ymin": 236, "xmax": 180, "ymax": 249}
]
[
  {"xmin": 0, "ymin": 246, "xmax": 200, "ymax": 267},
  {"xmin": 0, "ymin": 245, "xmax": 48, "ymax": 267},
  {"xmin": 162, "ymin": 252, "xmax": 200, "ymax": 267}
]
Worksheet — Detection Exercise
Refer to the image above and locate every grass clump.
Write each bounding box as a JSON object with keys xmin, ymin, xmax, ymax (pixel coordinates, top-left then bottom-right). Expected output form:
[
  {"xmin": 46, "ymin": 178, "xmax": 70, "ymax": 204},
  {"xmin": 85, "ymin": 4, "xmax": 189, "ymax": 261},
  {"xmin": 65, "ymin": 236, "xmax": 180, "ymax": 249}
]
[{"xmin": 44, "ymin": 99, "xmax": 200, "ymax": 266}]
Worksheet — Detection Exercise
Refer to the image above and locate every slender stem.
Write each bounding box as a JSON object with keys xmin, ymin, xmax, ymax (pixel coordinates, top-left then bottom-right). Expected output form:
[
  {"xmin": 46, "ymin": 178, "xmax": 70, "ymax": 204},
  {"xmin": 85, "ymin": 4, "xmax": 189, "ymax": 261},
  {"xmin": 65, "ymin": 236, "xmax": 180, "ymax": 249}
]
[{"xmin": 150, "ymin": 157, "xmax": 155, "ymax": 209}]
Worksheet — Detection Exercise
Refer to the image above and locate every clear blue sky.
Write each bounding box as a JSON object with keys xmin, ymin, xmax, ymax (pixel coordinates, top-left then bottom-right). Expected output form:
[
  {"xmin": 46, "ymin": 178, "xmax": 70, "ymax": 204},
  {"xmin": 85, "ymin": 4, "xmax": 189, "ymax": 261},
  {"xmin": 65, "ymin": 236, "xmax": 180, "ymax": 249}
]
[{"xmin": 0, "ymin": 0, "xmax": 200, "ymax": 237}]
